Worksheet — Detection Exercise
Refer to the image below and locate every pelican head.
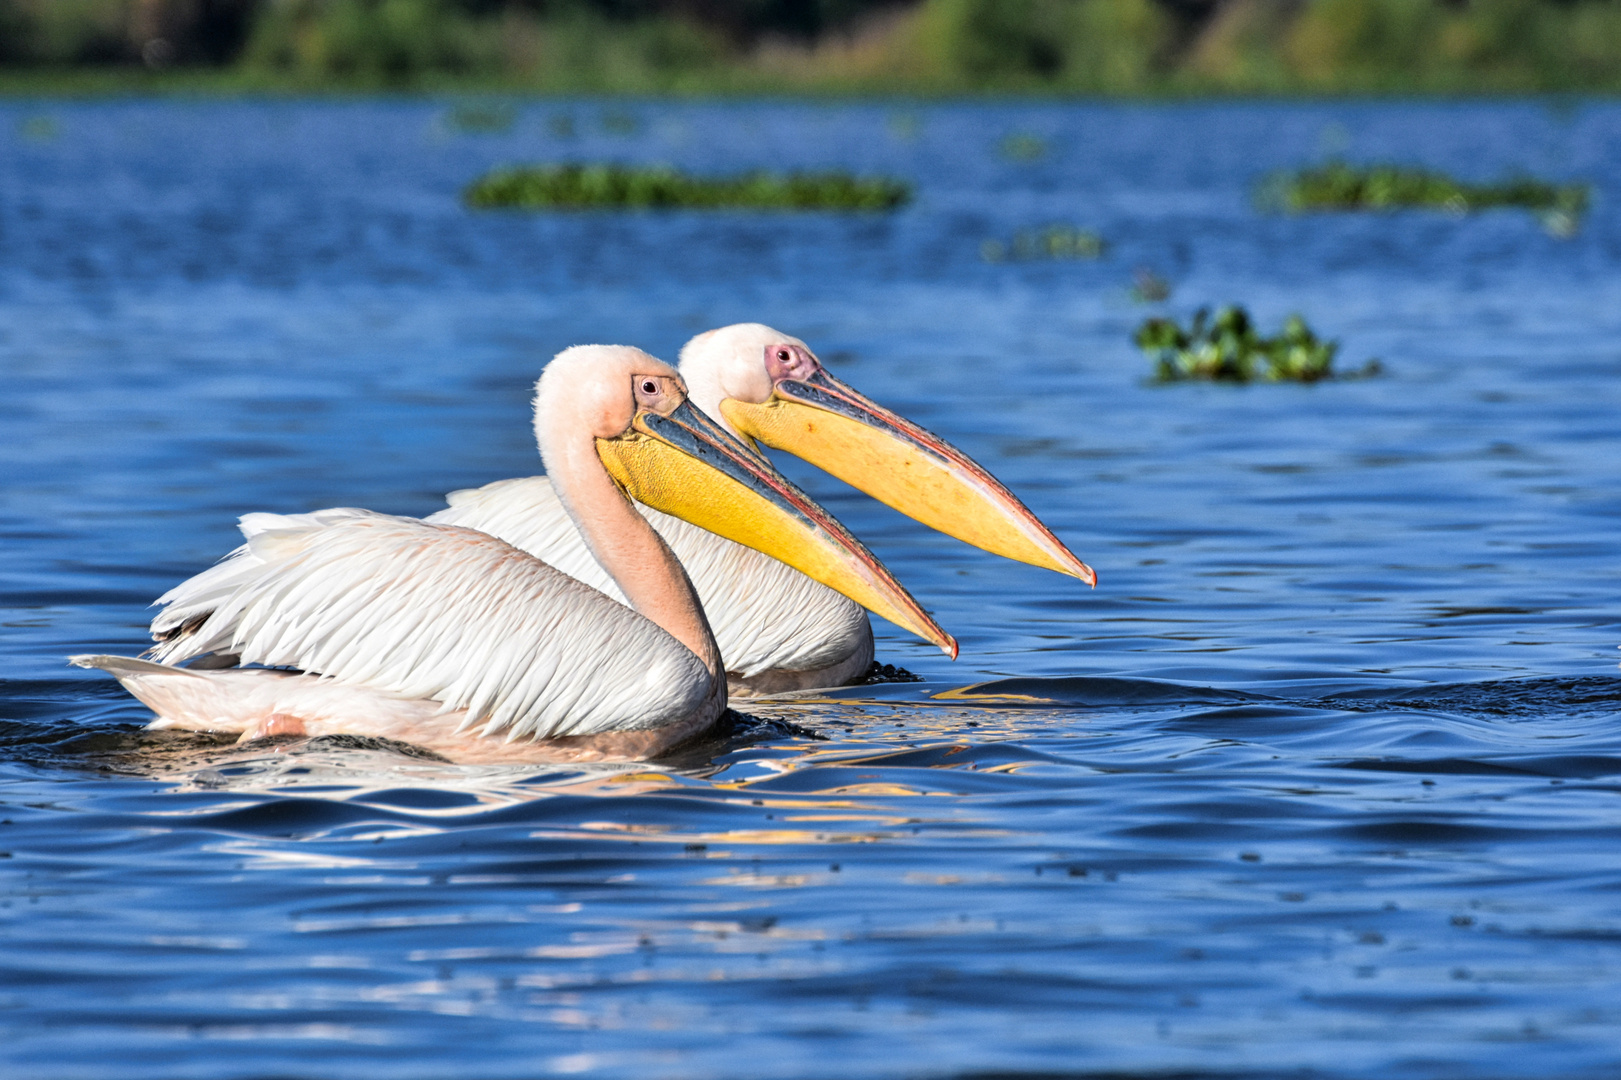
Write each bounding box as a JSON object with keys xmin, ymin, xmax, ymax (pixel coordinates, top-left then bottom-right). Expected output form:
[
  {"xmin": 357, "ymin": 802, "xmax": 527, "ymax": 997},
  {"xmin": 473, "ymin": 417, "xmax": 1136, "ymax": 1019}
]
[
  {"xmin": 536, "ymin": 345, "xmax": 957, "ymax": 657},
  {"xmin": 679, "ymin": 324, "xmax": 1097, "ymax": 586}
]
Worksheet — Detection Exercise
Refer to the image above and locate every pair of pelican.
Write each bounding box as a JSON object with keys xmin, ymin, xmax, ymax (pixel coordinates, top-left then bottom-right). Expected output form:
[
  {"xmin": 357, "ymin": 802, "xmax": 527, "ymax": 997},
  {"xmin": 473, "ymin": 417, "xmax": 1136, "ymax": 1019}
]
[{"xmin": 74, "ymin": 324, "xmax": 1094, "ymax": 763}]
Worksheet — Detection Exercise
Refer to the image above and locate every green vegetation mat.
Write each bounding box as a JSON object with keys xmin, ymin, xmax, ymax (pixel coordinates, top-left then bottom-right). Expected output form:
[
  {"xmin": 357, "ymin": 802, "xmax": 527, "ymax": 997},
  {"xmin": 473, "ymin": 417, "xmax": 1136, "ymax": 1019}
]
[
  {"xmin": 981, "ymin": 225, "xmax": 1105, "ymax": 263},
  {"xmin": 465, "ymin": 165, "xmax": 911, "ymax": 211},
  {"xmin": 1261, "ymin": 162, "xmax": 1590, "ymax": 234},
  {"xmin": 1135, "ymin": 306, "xmax": 1379, "ymax": 384}
]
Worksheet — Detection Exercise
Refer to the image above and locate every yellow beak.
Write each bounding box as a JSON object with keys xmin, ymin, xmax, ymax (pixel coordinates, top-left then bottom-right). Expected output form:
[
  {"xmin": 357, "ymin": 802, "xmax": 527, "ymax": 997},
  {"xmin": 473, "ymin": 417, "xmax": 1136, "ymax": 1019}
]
[
  {"xmin": 720, "ymin": 370, "xmax": 1096, "ymax": 585},
  {"xmin": 596, "ymin": 398, "xmax": 958, "ymax": 658}
]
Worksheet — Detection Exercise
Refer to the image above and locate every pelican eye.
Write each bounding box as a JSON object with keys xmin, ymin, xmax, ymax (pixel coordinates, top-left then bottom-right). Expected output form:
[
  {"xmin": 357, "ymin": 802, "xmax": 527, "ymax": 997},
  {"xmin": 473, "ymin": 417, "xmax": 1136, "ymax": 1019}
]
[
  {"xmin": 641, "ymin": 379, "xmax": 658, "ymax": 394},
  {"xmin": 776, "ymin": 349, "xmax": 791, "ymax": 362}
]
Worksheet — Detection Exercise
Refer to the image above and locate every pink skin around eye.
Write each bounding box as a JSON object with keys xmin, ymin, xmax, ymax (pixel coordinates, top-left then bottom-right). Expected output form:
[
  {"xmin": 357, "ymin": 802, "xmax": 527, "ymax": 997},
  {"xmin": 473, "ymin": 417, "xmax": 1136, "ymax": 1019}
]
[
  {"xmin": 764, "ymin": 344, "xmax": 819, "ymax": 383},
  {"xmin": 633, "ymin": 378, "xmax": 666, "ymax": 410}
]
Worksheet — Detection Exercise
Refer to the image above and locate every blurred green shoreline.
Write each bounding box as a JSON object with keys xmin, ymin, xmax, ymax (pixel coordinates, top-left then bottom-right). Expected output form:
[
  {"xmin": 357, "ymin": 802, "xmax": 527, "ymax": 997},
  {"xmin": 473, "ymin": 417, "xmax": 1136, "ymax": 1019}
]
[
  {"xmin": 3, "ymin": 0, "xmax": 1621, "ymax": 99},
  {"xmin": 2, "ymin": 76, "xmax": 1617, "ymax": 102}
]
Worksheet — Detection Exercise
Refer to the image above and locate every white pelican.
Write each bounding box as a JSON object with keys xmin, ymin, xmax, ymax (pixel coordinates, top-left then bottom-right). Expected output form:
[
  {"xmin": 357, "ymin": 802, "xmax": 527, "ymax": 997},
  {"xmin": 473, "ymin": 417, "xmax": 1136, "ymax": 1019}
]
[
  {"xmin": 428, "ymin": 324, "xmax": 1095, "ymax": 693},
  {"xmin": 70, "ymin": 345, "xmax": 952, "ymax": 764}
]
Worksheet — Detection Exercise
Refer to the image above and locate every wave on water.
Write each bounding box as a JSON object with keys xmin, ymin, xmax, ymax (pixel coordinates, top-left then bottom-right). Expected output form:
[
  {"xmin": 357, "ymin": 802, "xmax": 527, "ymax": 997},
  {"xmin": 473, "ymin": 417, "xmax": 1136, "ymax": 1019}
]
[
  {"xmin": 822, "ymin": 671, "xmax": 1621, "ymax": 720},
  {"xmin": 6, "ymin": 672, "xmax": 1620, "ymax": 796},
  {"xmin": 1324, "ymin": 674, "xmax": 1621, "ymax": 719}
]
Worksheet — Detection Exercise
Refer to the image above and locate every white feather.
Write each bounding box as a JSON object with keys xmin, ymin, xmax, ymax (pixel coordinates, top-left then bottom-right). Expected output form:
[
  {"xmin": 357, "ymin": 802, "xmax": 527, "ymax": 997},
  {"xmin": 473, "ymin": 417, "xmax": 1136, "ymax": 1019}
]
[
  {"xmin": 148, "ymin": 509, "xmax": 709, "ymax": 739},
  {"xmin": 428, "ymin": 476, "xmax": 868, "ymax": 678}
]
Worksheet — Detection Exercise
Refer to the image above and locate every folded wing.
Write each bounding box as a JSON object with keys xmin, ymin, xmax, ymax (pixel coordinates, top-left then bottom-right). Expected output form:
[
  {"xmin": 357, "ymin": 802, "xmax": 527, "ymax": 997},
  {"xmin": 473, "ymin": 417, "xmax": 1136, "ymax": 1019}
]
[
  {"xmin": 429, "ymin": 477, "xmax": 867, "ymax": 678},
  {"xmin": 148, "ymin": 508, "xmax": 708, "ymax": 740}
]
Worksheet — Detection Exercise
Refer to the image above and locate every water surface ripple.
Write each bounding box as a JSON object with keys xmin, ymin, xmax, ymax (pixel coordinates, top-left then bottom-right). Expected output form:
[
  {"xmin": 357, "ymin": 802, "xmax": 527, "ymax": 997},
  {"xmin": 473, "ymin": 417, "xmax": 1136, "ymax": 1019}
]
[{"xmin": 3, "ymin": 99, "xmax": 1620, "ymax": 1078}]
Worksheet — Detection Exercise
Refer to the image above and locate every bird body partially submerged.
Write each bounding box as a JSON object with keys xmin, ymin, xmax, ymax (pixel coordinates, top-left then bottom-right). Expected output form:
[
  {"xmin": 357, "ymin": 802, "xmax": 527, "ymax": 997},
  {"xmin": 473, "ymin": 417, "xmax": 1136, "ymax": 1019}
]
[
  {"xmin": 73, "ymin": 345, "xmax": 948, "ymax": 763},
  {"xmin": 69, "ymin": 652, "xmax": 713, "ymax": 764}
]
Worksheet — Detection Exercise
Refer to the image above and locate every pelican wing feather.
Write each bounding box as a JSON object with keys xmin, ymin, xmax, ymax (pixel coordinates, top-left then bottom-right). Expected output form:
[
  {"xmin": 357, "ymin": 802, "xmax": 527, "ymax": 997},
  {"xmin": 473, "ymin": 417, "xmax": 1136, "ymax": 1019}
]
[
  {"xmin": 429, "ymin": 476, "xmax": 867, "ymax": 678},
  {"xmin": 147, "ymin": 508, "xmax": 708, "ymax": 740}
]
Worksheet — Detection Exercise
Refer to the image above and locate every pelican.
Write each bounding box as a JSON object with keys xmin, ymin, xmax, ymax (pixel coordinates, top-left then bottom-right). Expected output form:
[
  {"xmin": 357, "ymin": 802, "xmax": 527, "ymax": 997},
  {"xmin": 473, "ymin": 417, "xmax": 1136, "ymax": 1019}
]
[
  {"xmin": 428, "ymin": 324, "xmax": 1095, "ymax": 693},
  {"xmin": 69, "ymin": 346, "xmax": 952, "ymax": 764}
]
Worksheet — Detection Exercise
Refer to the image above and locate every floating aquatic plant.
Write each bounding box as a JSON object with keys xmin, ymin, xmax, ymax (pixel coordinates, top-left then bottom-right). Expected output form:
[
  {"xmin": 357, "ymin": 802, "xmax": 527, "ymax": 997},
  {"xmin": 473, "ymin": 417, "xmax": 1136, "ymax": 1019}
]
[
  {"xmin": 999, "ymin": 133, "xmax": 1048, "ymax": 162},
  {"xmin": 1260, "ymin": 161, "xmax": 1590, "ymax": 237},
  {"xmin": 1130, "ymin": 267, "xmax": 1172, "ymax": 303},
  {"xmin": 443, "ymin": 100, "xmax": 516, "ymax": 134},
  {"xmin": 465, "ymin": 164, "xmax": 911, "ymax": 211},
  {"xmin": 981, "ymin": 224, "xmax": 1104, "ymax": 262},
  {"xmin": 601, "ymin": 110, "xmax": 640, "ymax": 135},
  {"xmin": 1135, "ymin": 306, "xmax": 1379, "ymax": 384},
  {"xmin": 17, "ymin": 115, "xmax": 57, "ymax": 140},
  {"xmin": 888, "ymin": 112, "xmax": 923, "ymax": 141}
]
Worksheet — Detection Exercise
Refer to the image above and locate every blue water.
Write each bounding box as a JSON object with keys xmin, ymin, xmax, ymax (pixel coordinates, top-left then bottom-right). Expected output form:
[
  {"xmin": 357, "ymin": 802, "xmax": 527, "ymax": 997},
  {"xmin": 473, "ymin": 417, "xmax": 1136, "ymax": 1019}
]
[{"xmin": 3, "ymin": 98, "xmax": 1621, "ymax": 1078}]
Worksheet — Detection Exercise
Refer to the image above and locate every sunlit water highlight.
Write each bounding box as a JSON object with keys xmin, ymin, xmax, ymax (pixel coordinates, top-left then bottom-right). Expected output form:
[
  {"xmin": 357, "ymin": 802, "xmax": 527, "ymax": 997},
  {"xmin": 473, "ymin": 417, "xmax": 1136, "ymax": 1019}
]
[{"xmin": 2, "ymin": 99, "xmax": 1620, "ymax": 1078}]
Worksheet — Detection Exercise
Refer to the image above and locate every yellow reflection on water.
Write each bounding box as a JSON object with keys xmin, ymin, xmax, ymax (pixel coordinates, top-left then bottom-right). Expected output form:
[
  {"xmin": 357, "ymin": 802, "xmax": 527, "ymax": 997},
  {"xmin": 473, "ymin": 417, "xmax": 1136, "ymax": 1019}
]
[
  {"xmin": 931, "ymin": 684, "xmax": 1059, "ymax": 704},
  {"xmin": 86, "ymin": 693, "xmax": 1078, "ymax": 862}
]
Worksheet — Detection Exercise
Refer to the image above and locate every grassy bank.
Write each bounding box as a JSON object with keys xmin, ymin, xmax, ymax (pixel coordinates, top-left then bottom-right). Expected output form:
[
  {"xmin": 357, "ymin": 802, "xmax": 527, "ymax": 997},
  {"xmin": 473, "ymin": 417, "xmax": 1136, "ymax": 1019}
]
[{"xmin": 3, "ymin": 0, "xmax": 1621, "ymax": 97}]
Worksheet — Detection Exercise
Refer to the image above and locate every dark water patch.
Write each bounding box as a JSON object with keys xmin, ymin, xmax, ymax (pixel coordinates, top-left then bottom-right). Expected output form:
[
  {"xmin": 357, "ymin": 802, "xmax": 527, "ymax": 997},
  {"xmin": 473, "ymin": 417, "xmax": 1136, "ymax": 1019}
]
[
  {"xmin": 1325, "ymin": 676, "xmax": 1621, "ymax": 719},
  {"xmin": 1336, "ymin": 755, "xmax": 1621, "ymax": 779},
  {"xmin": 0, "ymin": 711, "xmax": 241, "ymax": 776},
  {"xmin": 657, "ymin": 708, "xmax": 827, "ymax": 771},
  {"xmin": 930, "ymin": 677, "xmax": 1270, "ymax": 709},
  {"xmin": 354, "ymin": 786, "xmax": 485, "ymax": 811},
  {"xmin": 1302, "ymin": 990, "xmax": 1510, "ymax": 1017},
  {"xmin": 1524, "ymin": 928, "xmax": 1621, "ymax": 945},
  {"xmin": 1113, "ymin": 819, "xmax": 1282, "ymax": 843},
  {"xmin": 1160, "ymin": 703, "xmax": 1337, "ymax": 735},
  {"xmin": 1429, "ymin": 605, "xmax": 1543, "ymax": 619},
  {"xmin": 1328, "ymin": 818, "xmax": 1543, "ymax": 846},
  {"xmin": 305, "ymin": 734, "xmax": 452, "ymax": 763},
  {"xmin": 188, "ymin": 796, "xmax": 405, "ymax": 836}
]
